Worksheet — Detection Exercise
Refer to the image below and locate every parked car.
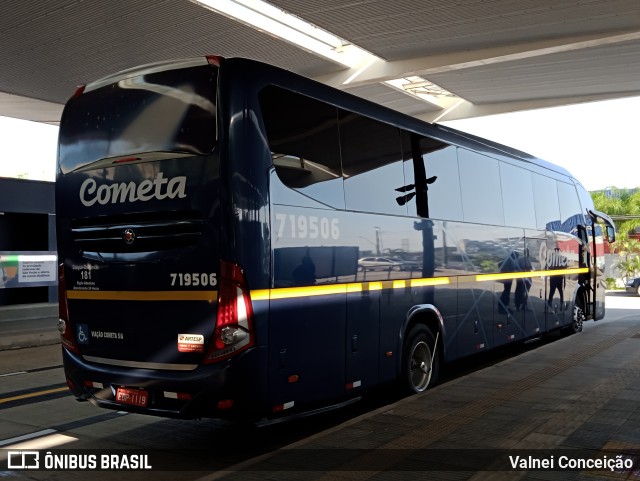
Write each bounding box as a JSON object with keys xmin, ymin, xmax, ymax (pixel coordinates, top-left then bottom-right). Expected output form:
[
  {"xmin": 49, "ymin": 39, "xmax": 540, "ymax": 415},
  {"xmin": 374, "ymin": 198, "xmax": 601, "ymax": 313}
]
[
  {"xmin": 358, "ymin": 256, "xmax": 420, "ymax": 272},
  {"xmin": 358, "ymin": 257, "xmax": 403, "ymax": 271},
  {"xmin": 388, "ymin": 257, "xmax": 421, "ymax": 271},
  {"xmin": 626, "ymin": 277, "xmax": 640, "ymax": 296}
]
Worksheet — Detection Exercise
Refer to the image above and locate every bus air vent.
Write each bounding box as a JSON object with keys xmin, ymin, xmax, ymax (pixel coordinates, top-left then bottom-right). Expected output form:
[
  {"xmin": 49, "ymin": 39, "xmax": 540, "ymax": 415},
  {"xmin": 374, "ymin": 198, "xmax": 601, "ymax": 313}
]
[{"xmin": 70, "ymin": 211, "xmax": 203, "ymax": 261}]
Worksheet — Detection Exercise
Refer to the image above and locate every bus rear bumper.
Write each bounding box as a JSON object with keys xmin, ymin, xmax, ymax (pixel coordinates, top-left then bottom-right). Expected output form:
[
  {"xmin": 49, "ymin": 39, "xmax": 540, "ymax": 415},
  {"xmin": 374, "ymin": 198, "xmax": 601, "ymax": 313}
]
[{"xmin": 62, "ymin": 346, "xmax": 265, "ymax": 419}]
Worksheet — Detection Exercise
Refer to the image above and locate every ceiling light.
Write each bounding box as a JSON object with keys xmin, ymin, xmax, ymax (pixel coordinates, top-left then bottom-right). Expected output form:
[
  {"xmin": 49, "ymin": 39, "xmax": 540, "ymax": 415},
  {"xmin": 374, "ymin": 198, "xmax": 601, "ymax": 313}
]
[
  {"xmin": 386, "ymin": 76, "xmax": 461, "ymax": 108},
  {"xmin": 191, "ymin": 0, "xmax": 375, "ymax": 68}
]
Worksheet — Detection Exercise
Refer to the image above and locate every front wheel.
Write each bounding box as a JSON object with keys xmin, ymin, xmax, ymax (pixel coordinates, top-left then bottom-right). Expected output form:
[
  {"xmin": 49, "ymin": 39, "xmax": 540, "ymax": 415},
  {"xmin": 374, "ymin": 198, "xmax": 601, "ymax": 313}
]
[
  {"xmin": 570, "ymin": 304, "xmax": 585, "ymax": 334},
  {"xmin": 401, "ymin": 325, "xmax": 439, "ymax": 393}
]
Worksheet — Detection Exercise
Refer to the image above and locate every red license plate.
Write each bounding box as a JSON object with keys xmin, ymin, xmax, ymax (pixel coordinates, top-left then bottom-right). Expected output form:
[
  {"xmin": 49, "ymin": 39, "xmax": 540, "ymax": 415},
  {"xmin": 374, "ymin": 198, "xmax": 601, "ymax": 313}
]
[{"xmin": 115, "ymin": 387, "xmax": 148, "ymax": 407}]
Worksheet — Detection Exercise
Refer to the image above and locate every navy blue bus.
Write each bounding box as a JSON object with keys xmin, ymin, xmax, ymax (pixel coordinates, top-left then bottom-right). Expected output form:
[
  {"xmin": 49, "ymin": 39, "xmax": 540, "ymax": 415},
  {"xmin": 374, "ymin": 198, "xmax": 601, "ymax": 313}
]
[{"xmin": 56, "ymin": 55, "xmax": 615, "ymax": 420}]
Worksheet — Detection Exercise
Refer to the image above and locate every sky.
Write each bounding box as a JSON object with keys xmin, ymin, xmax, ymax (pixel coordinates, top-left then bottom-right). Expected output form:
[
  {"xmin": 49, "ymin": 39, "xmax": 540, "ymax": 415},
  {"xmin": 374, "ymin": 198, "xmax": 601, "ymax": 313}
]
[{"xmin": 0, "ymin": 95, "xmax": 638, "ymax": 191}]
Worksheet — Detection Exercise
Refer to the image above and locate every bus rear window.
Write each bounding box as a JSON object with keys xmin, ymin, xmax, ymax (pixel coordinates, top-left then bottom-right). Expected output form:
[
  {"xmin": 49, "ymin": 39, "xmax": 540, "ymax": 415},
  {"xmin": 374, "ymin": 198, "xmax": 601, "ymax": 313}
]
[{"xmin": 58, "ymin": 65, "xmax": 217, "ymax": 174}]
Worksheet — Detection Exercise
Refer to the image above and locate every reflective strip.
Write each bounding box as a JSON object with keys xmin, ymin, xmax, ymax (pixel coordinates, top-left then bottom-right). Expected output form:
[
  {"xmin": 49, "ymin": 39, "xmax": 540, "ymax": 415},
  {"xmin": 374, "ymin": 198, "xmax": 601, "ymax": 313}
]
[
  {"xmin": 67, "ymin": 290, "xmax": 217, "ymax": 301},
  {"xmin": 84, "ymin": 356, "xmax": 198, "ymax": 371},
  {"xmin": 410, "ymin": 277, "xmax": 450, "ymax": 287},
  {"xmin": 547, "ymin": 267, "xmax": 590, "ymax": 276},
  {"xmin": 258, "ymin": 284, "xmax": 349, "ymax": 300},
  {"xmin": 251, "ymin": 277, "xmax": 450, "ymax": 301},
  {"xmin": 476, "ymin": 267, "xmax": 589, "ymax": 282},
  {"xmin": 65, "ymin": 268, "xmax": 589, "ymax": 303}
]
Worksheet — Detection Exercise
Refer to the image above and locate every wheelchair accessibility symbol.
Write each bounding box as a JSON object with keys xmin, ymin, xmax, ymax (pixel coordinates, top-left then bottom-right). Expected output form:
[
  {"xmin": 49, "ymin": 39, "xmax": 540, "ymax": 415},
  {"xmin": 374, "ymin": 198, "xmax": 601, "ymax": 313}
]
[{"xmin": 77, "ymin": 324, "xmax": 89, "ymax": 345}]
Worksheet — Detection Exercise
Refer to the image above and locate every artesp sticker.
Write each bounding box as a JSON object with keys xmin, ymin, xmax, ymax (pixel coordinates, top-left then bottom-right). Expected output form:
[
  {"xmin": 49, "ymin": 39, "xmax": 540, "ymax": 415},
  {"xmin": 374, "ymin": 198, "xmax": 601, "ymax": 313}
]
[{"xmin": 178, "ymin": 334, "xmax": 204, "ymax": 353}]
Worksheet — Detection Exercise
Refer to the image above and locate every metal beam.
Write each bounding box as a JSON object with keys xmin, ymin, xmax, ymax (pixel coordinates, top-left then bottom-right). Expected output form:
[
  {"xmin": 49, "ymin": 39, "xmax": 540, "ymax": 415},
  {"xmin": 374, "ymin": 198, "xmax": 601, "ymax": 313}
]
[
  {"xmin": 0, "ymin": 92, "xmax": 63, "ymax": 125},
  {"xmin": 316, "ymin": 28, "xmax": 640, "ymax": 89},
  {"xmin": 418, "ymin": 91, "xmax": 640, "ymax": 123}
]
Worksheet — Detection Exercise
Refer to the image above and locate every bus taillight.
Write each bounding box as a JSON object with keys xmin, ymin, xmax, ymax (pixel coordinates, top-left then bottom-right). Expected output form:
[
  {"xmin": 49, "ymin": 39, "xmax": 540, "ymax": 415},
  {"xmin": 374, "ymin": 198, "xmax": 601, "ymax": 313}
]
[
  {"xmin": 203, "ymin": 261, "xmax": 255, "ymax": 363},
  {"xmin": 57, "ymin": 263, "xmax": 80, "ymax": 354},
  {"xmin": 206, "ymin": 55, "xmax": 223, "ymax": 66},
  {"xmin": 70, "ymin": 84, "xmax": 86, "ymax": 99}
]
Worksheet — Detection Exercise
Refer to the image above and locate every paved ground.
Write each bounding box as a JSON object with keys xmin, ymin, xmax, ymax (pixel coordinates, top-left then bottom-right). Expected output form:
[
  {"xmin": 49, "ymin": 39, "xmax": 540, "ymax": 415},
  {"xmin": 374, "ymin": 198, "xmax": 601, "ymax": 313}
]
[
  {"xmin": 0, "ymin": 302, "xmax": 58, "ymax": 350},
  {"xmin": 204, "ymin": 292, "xmax": 640, "ymax": 480},
  {"xmin": 1, "ymin": 294, "xmax": 639, "ymax": 479}
]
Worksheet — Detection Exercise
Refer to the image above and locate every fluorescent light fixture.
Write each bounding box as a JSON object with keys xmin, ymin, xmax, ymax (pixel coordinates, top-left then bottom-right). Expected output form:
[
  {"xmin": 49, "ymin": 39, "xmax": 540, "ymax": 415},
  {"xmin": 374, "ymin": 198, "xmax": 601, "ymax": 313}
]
[
  {"xmin": 386, "ymin": 76, "xmax": 460, "ymax": 108},
  {"xmin": 191, "ymin": 0, "xmax": 376, "ymax": 68}
]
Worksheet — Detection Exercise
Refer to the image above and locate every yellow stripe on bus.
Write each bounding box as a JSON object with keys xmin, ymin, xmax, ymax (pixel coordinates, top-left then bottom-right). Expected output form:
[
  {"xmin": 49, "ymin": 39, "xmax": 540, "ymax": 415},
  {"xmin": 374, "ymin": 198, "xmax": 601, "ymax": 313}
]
[
  {"xmin": 66, "ymin": 268, "xmax": 588, "ymax": 302},
  {"xmin": 67, "ymin": 290, "xmax": 217, "ymax": 301},
  {"xmin": 476, "ymin": 267, "xmax": 589, "ymax": 283},
  {"xmin": 250, "ymin": 276, "xmax": 451, "ymax": 301},
  {"xmin": 410, "ymin": 277, "xmax": 451, "ymax": 287}
]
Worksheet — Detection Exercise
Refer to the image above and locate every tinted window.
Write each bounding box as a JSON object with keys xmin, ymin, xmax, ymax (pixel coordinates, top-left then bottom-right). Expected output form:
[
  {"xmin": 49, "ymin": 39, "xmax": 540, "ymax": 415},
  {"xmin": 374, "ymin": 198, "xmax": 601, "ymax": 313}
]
[
  {"xmin": 59, "ymin": 65, "xmax": 218, "ymax": 174},
  {"xmin": 500, "ymin": 162, "xmax": 536, "ymax": 229},
  {"xmin": 532, "ymin": 174, "xmax": 560, "ymax": 230},
  {"xmin": 416, "ymin": 139, "xmax": 462, "ymax": 221},
  {"xmin": 339, "ymin": 111, "xmax": 406, "ymax": 215},
  {"xmin": 458, "ymin": 149, "xmax": 504, "ymax": 225},
  {"xmin": 557, "ymin": 181, "xmax": 583, "ymax": 233},
  {"xmin": 575, "ymin": 182, "xmax": 594, "ymax": 214},
  {"xmin": 259, "ymin": 86, "xmax": 343, "ymax": 209}
]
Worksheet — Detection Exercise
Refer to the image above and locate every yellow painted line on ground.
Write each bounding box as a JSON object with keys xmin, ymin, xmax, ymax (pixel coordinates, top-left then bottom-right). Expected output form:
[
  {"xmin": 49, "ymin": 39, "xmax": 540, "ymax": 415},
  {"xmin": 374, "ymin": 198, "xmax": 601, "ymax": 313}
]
[{"xmin": 0, "ymin": 387, "xmax": 68, "ymax": 404}]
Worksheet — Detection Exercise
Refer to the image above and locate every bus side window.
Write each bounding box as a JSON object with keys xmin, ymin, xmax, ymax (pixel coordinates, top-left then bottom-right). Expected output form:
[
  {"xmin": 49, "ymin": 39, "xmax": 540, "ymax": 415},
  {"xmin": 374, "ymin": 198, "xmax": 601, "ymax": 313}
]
[
  {"xmin": 259, "ymin": 86, "xmax": 344, "ymax": 209},
  {"xmin": 411, "ymin": 136, "xmax": 462, "ymax": 221},
  {"xmin": 499, "ymin": 162, "xmax": 536, "ymax": 229},
  {"xmin": 339, "ymin": 110, "xmax": 406, "ymax": 215},
  {"xmin": 458, "ymin": 149, "xmax": 504, "ymax": 226},
  {"xmin": 557, "ymin": 180, "xmax": 583, "ymax": 234},
  {"xmin": 532, "ymin": 174, "xmax": 560, "ymax": 231}
]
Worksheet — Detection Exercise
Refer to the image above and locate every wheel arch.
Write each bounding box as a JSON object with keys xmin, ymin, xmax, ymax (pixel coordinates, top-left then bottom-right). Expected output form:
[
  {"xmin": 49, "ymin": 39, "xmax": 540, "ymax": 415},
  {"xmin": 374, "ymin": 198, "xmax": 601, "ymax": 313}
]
[{"xmin": 398, "ymin": 304, "xmax": 446, "ymax": 374}]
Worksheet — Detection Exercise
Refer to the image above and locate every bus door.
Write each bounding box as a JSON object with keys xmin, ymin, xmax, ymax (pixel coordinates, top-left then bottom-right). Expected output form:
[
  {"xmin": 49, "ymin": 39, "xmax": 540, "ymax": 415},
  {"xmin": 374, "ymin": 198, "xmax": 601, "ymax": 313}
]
[
  {"xmin": 586, "ymin": 209, "xmax": 615, "ymax": 320},
  {"xmin": 577, "ymin": 224, "xmax": 593, "ymax": 318}
]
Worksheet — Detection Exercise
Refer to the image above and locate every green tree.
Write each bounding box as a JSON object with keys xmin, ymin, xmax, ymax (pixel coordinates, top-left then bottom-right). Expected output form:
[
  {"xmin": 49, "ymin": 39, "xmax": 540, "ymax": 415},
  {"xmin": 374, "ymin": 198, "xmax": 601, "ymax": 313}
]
[
  {"xmin": 615, "ymin": 256, "xmax": 640, "ymax": 284},
  {"xmin": 592, "ymin": 188, "xmax": 640, "ymax": 241},
  {"xmin": 617, "ymin": 238, "xmax": 640, "ymax": 262},
  {"xmin": 592, "ymin": 188, "xmax": 640, "ymax": 283}
]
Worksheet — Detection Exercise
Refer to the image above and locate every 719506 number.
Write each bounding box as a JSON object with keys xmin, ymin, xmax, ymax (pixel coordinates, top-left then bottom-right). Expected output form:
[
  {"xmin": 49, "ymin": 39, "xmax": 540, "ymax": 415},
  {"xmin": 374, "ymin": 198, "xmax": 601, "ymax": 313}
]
[
  {"xmin": 170, "ymin": 273, "xmax": 218, "ymax": 287},
  {"xmin": 275, "ymin": 213, "xmax": 340, "ymax": 240}
]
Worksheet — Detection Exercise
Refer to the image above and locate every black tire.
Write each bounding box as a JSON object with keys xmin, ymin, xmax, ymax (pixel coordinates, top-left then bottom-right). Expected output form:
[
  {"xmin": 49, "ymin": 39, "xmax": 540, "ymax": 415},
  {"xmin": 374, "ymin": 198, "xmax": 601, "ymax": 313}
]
[
  {"xmin": 568, "ymin": 303, "xmax": 585, "ymax": 334},
  {"xmin": 401, "ymin": 325, "xmax": 439, "ymax": 394}
]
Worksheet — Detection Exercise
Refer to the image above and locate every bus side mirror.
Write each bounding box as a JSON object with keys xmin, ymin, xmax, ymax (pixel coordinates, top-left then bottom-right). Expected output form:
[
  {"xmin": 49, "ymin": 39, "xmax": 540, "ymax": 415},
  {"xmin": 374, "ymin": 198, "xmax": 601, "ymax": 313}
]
[{"xmin": 606, "ymin": 225, "xmax": 616, "ymax": 243}]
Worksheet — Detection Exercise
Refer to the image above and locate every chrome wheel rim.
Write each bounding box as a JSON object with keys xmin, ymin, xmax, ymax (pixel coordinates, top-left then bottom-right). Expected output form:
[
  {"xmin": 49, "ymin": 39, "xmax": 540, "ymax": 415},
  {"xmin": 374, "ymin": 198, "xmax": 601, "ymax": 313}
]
[{"xmin": 410, "ymin": 341, "xmax": 432, "ymax": 392}]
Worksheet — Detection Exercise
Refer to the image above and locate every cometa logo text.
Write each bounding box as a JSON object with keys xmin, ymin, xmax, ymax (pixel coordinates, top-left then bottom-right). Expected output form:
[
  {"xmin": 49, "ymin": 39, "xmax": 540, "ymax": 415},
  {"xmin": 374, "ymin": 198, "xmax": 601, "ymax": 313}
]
[{"xmin": 79, "ymin": 172, "xmax": 187, "ymax": 206}]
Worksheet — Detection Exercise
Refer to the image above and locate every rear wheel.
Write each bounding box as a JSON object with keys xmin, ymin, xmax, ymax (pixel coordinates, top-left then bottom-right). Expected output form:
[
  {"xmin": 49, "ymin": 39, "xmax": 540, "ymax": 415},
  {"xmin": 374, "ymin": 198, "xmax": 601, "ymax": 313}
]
[{"xmin": 402, "ymin": 325, "xmax": 439, "ymax": 393}]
